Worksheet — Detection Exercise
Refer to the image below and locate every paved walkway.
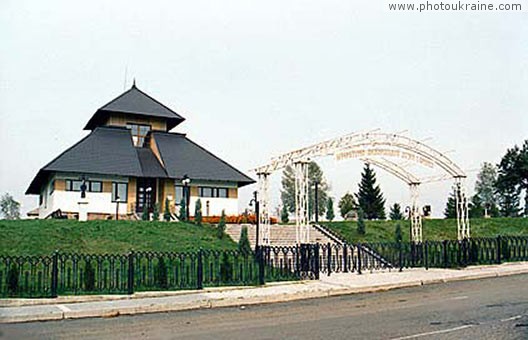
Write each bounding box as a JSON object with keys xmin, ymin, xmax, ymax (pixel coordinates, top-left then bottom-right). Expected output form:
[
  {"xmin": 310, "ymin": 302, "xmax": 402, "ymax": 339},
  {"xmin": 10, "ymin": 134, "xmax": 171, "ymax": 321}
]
[{"xmin": 1, "ymin": 261, "xmax": 527, "ymax": 323}]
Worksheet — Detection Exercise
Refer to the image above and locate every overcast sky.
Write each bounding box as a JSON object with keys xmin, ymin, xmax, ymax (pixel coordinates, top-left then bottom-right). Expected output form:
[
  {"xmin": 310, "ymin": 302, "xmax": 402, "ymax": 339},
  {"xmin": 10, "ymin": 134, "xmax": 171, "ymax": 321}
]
[{"xmin": 1, "ymin": 0, "xmax": 527, "ymax": 218}]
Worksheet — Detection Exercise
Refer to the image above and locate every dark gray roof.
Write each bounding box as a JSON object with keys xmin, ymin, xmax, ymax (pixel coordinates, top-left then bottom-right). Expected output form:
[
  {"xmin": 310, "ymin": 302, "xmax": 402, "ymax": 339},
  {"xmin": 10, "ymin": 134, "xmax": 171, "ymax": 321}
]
[
  {"xmin": 84, "ymin": 85, "xmax": 185, "ymax": 131},
  {"xmin": 153, "ymin": 132, "xmax": 255, "ymax": 186},
  {"xmin": 136, "ymin": 148, "xmax": 167, "ymax": 178},
  {"xmin": 26, "ymin": 128, "xmax": 254, "ymax": 194}
]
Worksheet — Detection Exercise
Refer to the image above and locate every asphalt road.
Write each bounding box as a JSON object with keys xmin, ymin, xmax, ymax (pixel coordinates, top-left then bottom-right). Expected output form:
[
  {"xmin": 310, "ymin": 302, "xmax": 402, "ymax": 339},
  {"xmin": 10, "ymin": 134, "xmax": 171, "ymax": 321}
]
[{"xmin": 1, "ymin": 274, "xmax": 528, "ymax": 340}]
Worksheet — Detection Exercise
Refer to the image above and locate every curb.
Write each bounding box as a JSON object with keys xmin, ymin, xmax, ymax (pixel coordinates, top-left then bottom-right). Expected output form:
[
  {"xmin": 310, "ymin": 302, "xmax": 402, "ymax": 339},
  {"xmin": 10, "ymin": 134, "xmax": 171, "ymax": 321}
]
[{"xmin": 2, "ymin": 267, "xmax": 528, "ymax": 324}]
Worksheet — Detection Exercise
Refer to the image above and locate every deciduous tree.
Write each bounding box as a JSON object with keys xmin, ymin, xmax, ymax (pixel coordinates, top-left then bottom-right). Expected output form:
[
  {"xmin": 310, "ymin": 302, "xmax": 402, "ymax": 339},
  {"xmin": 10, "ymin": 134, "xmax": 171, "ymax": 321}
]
[
  {"xmin": 338, "ymin": 193, "xmax": 356, "ymax": 218},
  {"xmin": 0, "ymin": 193, "xmax": 20, "ymax": 220}
]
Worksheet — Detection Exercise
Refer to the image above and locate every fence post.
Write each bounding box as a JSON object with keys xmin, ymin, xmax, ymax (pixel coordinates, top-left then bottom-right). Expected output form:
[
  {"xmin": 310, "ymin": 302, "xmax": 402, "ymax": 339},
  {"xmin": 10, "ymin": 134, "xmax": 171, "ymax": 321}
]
[
  {"xmin": 357, "ymin": 243, "xmax": 362, "ymax": 275},
  {"xmin": 314, "ymin": 244, "xmax": 320, "ymax": 280},
  {"xmin": 343, "ymin": 244, "xmax": 348, "ymax": 273},
  {"xmin": 443, "ymin": 240, "xmax": 448, "ymax": 268},
  {"xmin": 258, "ymin": 246, "xmax": 265, "ymax": 285},
  {"xmin": 327, "ymin": 242, "xmax": 332, "ymax": 276},
  {"xmin": 424, "ymin": 241, "xmax": 429, "ymax": 270},
  {"xmin": 197, "ymin": 249, "xmax": 203, "ymax": 290},
  {"xmin": 127, "ymin": 250, "xmax": 134, "ymax": 295},
  {"xmin": 496, "ymin": 236, "xmax": 502, "ymax": 264},
  {"xmin": 50, "ymin": 250, "xmax": 59, "ymax": 298}
]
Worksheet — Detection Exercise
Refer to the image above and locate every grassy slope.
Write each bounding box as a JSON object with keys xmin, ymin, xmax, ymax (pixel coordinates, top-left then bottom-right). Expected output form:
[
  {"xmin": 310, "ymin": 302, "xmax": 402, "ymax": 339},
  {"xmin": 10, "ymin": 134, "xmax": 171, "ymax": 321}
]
[
  {"xmin": 324, "ymin": 218, "xmax": 528, "ymax": 244},
  {"xmin": 0, "ymin": 220, "xmax": 237, "ymax": 256}
]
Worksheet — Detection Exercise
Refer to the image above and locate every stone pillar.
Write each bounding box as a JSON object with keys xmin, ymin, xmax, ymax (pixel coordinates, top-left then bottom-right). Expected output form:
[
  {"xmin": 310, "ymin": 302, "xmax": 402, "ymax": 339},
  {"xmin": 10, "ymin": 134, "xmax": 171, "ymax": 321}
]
[{"xmin": 78, "ymin": 199, "xmax": 89, "ymax": 222}]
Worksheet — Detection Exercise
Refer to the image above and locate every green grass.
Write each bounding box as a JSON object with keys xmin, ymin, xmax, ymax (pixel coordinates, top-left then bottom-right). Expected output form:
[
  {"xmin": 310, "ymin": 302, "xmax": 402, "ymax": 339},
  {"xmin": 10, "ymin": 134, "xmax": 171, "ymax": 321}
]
[
  {"xmin": 324, "ymin": 217, "xmax": 528, "ymax": 244},
  {"xmin": 0, "ymin": 220, "xmax": 237, "ymax": 256}
]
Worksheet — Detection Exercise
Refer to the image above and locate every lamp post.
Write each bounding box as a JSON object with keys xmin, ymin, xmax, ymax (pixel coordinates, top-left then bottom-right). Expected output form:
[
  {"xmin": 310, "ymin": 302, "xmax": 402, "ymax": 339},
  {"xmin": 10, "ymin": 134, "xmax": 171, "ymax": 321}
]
[
  {"xmin": 313, "ymin": 181, "xmax": 319, "ymax": 224},
  {"xmin": 249, "ymin": 190, "xmax": 260, "ymax": 249},
  {"xmin": 182, "ymin": 175, "xmax": 191, "ymax": 221}
]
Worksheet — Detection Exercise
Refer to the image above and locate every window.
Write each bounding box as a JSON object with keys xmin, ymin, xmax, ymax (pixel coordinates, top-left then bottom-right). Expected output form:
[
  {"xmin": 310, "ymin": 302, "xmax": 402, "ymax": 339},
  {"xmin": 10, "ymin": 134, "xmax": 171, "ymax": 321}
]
[
  {"xmin": 89, "ymin": 181, "xmax": 102, "ymax": 193},
  {"xmin": 126, "ymin": 123, "xmax": 151, "ymax": 147},
  {"xmin": 199, "ymin": 187, "xmax": 229, "ymax": 198},
  {"xmin": 66, "ymin": 180, "xmax": 83, "ymax": 192},
  {"xmin": 112, "ymin": 182, "xmax": 128, "ymax": 202},
  {"xmin": 175, "ymin": 185, "xmax": 184, "ymax": 204}
]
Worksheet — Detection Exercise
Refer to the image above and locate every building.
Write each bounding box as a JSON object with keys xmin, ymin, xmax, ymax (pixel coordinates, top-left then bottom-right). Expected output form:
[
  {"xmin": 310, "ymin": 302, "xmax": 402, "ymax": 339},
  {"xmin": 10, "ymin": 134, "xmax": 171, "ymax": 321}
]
[{"xmin": 26, "ymin": 84, "xmax": 255, "ymax": 220}]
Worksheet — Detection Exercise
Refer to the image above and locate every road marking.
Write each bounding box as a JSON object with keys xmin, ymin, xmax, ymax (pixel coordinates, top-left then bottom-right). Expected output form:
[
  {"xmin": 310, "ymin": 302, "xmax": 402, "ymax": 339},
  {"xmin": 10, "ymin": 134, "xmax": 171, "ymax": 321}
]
[
  {"xmin": 501, "ymin": 315, "xmax": 522, "ymax": 322},
  {"xmin": 449, "ymin": 296, "xmax": 468, "ymax": 300},
  {"xmin": 390, "ymin": 325, "xmax": 473, "ymax": 339},
  {"xmin": 56, "ymin": 304, "xmax": 72, "ymax": 313}
]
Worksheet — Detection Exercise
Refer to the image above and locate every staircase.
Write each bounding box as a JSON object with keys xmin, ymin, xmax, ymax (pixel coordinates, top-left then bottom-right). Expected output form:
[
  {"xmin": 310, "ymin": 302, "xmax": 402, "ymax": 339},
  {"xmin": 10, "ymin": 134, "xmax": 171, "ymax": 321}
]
[{"xmin": 225, "ymin": 224, "xmax": 340, "ymax": 247}]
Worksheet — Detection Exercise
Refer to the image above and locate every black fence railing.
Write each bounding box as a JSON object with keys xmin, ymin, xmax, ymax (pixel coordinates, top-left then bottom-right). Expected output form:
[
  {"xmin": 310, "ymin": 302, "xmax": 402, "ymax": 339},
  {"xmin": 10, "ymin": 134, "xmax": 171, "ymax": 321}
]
[{"xmin": 1, "ymin": 236, "xmax": 527, "ymax": 298}]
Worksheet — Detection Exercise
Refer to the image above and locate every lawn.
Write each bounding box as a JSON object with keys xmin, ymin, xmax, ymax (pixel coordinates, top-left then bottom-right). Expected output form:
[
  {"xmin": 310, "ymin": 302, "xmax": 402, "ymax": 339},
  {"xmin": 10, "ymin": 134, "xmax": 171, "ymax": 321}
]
[
  {"xmin": 0, "ymin": 219, "xmax": 237, "ymax": 256},
  {"xmin": 323, "ymin": 217, "xmax": 528, "ymax": 244}
]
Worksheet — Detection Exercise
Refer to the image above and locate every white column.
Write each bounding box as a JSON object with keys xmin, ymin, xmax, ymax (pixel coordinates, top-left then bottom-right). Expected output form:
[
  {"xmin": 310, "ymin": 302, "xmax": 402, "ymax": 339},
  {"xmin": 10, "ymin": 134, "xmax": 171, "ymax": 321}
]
[
  {"xmin": 409, "ymin": 183, "xmax": 422, "ymax": 243},
  {"xmin": 455, "ymin": 177, "xmax": 470, "ymax": 240},
  {"xmin": 294, "ymin": 161, "xmax": 309, "ymax": 244},
  {"xmin": 258, "ymin": 172, "xmax": 271, "ymax": 246},
  {"xmin": 78, "ymin": 198, "xmax": 89, "ymax": 222}
]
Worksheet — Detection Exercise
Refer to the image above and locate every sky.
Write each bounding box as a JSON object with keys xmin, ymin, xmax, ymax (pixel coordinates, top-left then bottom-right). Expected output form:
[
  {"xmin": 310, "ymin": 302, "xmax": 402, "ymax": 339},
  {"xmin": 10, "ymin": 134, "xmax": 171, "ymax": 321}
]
[{"xmin": 1, "ymin": 0, "xmax": 527, "ymax": 218}]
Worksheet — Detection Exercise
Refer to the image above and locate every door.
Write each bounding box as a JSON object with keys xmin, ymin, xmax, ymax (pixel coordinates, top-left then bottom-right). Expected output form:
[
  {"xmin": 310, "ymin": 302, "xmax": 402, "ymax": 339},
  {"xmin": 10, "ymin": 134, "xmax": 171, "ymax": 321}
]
[{"xmin": 136, "ymin": 178, "xmax": 157, "ymax": 213}]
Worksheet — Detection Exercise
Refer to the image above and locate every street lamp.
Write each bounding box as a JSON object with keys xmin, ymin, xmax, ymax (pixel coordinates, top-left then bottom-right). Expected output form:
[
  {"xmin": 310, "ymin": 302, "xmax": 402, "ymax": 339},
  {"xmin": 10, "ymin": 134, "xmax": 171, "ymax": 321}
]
[
  {"xmin": 181, "ymin": 175, "xmax": 191, "ymax": 221},
  {"xmin": 249, "ymin": 190, "xmax": 260, "ymax": 249}
]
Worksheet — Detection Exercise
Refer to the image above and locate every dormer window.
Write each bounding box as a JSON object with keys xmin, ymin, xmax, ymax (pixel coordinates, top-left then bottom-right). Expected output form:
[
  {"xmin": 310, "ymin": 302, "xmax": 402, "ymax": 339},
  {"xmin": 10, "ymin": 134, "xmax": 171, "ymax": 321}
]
[{"xmin": 126, "ymin": 123, "xmax": 151, "ymax": 147}]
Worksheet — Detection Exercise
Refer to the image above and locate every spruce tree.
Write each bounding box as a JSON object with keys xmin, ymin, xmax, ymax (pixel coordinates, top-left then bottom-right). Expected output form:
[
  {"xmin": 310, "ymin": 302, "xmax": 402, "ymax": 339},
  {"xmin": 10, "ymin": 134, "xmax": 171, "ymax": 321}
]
[
  {"xmin": 163, "ymin": 198, "xmax": 171, "ymax": 221},
  {"xmin": 194, "ymin": 199, "xmax": 202, "ymax": 225},
  {"xmin": 389, "ymin": 203, "xmax": 403, "ymax": 220},
  {"xmin": 356, "ymin": 163, "xmax": 386, "ymax": 220},
  {"xmin": 152, "ymin": 203, "xmax": 160, "ymax": 221},
  {"xmin": 141, "ymin": 207, "xmax": 150, "ymax": 221},
  {"xmin": 357, "ymin": 208, "xmax": 366, "ymax": 234},
  {"xmin": 326, "ymin": 197, "xmax": 335, "ymax": 221},
  {"xmin": 217, "ymin": 209, "xmax": 226, "ymax": 239},
  {"xmin": 394, "ymin": 223, "xmax": 403, "ymax": 244},
  {"xmin": 238, "ymin": 225, "xmax": 252, "ymax": 254},
  {"xmin": 444, "ymin": 191, "xmax": 457, "ymax": 219},
  {"xmin": 179, "ymin": 198, "xmax": 186, "ymax": 221},
  {"xmin": 280, "ymin": 204, "xmax": 289, "ymax": 224}
]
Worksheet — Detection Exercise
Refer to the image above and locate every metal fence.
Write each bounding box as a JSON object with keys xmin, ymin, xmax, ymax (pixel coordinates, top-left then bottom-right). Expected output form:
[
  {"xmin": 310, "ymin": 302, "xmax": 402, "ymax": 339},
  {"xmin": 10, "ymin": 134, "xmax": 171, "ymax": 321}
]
[{"xmin": 1, "ymin": 236, "xmax": 527, "ymax": 298}]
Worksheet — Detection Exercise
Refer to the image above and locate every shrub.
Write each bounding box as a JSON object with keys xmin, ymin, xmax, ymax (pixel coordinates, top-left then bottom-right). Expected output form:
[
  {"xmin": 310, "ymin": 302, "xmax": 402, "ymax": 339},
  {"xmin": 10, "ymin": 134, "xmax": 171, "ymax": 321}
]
[
  {"xmin": 195, "ymin": 199, "xmax": 202, "ymax": 225},
  {"xmin": 141, "ymin": 208, "xmax": 150, "ymax": 221},
  {"xmin": 152, "ymin": 203, "xmax": 160, "ymax": 221},
  {"xmin": 163, "ymin": 198, "xmax": 171, "ymax": 221},
  {"xmin": 220, "ymin": 252, "xmax": 232, "ymax": 282},
  {"xmin": 7, "ymin": 264, "xmax": 19, "ymax": 296},
  {"xmin": 357, "ymin": 208, "xmax": 366, "ymax": 235},
  {"xmin": 217, "ymin": 210, "xmax": 226, "ymax": 239},
  {"xmin": 238, "ymin": 226, "xmax": 252, "ymax": 254}
]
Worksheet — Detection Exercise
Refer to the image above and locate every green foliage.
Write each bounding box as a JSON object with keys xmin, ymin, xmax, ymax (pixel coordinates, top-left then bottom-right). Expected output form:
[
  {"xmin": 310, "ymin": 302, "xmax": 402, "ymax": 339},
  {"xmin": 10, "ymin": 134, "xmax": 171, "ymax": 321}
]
[
  {"xmin": 0, "ymin": 219, "xmax": 238, "ymax": 256},
  {"xmin": 496, "ymin": 141, "xmax": 528, "ymax": 217},
  {"xmin": 194, "ymin": 199, "xmax": 202, "ymax": 225},
  {"xmin": 154, "ymin": 257, "xmax": 168, "ymax": 288},
  {"xmin": 84, "ymin": 261, "xmax": 95, "ymax": 291},
  {"xmin": 163, "ymin": 198, "xmax": 171, "ymax": 222},
  {"xmin": 389, "ymin": 203, "xmax": 403, "ymax": 220},
  {"xmin": 469, "ymin": 194, "xmax": 484, "ymax": 219},
  {"xmin": 7, "ymin": 264, "xmax": 18, "ymax": 296},
  {"xmin": 141, "ymin": 207, "xmax": 150, "ymax": 221},
  {"xmin": 280, "ymin": 162, "xmax": 329, "ymax": 219},
  {"xmin": 501, "ymin": 238, "xmax": 511, "ymax": 261},
  {"xmin": 280, "ymin": 205, "xmax": 289, "ymax": 224},
  {"xmin": 474, "ymin": 162, "xmax": 499, "ymax": 217},
  {"xmin": 152, "ymin": 203, "xmax": 160, "ymax": 221},
  {"xmin": 179, "ymin": 198, "xmax": 186, "ymax": 221},
  {"xmin": 394, "ymin": 223, "xmax": 402, "ymax": 243},
  {"xmin": 220, "ymin": 252, "xmax": 232, "ymax": 282},
  {"xmin": 338, "ymin": 193, "xmax": 356, "ymax": 218},
  {"xmin": 356, "ymin": 164, "xmax": 386, "ymax": 220},
  {"xmin": 217, "ymin": 209, "xmax": 226, "ymax": 239},
  {"xmin": 444, "ymin": 190, "xmax": 457, "ymax": 219},
  {"xmin": 357, "ymin": 208, "xmax": 366, "ymax": 235},
  {"xmin": 326, "ymin": 197, "xmax": 335, "ymax": 222},
  {"xmin": 1, "ymin": 193, "xmax": 20, "ymax": 220},
  {"xmin": 238, "ymin": 226, "xmax": 252, "ymax": 254}
]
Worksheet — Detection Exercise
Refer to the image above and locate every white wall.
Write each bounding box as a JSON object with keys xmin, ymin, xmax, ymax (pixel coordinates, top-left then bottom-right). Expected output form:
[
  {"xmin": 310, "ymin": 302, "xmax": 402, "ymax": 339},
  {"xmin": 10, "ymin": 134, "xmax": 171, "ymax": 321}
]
[
  {"xmin": 39, "ymin": 191, "xmax": 128, "ymax": 218},
  {"xmin": 189, "ymin": 196, "xmax": 238, "ymax": 216}
]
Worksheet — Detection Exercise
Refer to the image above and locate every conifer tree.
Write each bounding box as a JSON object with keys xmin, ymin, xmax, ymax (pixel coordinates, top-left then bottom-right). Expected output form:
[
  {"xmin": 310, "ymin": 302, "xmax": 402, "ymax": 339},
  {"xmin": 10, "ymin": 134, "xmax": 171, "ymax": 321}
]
[
  {"xmin": 356, "ymin": 163, "xmax": 386, "ymax": 220},
  {"xmin": 326, "ymin": 197, "xmax": 335, "ymax": 221},
  {"xmin": 194, "ymin": 199, "xmax": 202, "ymax": 225},
  {"xmin": 444, "ymin": 191, "xmax": 457, "ymax": 219},
  {"xmin": 238, "ymin": 225, "xmax": 252, "ymax": 254},
  {"xmin": 389, "ymin": 203, "xmax": 403, "ymax": 220},
  {"xmin": 280, "ymin": 204, "xmax": 289, "ymax": 224},
  {"xmin": 152, "ymin": 203, "xmax": 160, "ymax": 221},
  {"xmin": 217, "ymin": 209, "xmax": 226, "ymax": 239},
  {"xmin": 394, "ymin": 223, "xmax": 403, "ymax": 244},
  {"xmin": 163, "ymin": 198, "xmax": 171, "ymax": 221},
  {"xmin": 179, "ymin": 198, "xmax": 186, "ymax": 221},
  {"xmin": 357, "ymin": 208, "xmax": 366, "ymax": 234}
]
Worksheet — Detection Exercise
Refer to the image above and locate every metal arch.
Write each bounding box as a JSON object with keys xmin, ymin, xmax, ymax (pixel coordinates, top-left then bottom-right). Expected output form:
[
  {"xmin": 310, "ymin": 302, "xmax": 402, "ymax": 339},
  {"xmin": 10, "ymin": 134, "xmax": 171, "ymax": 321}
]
[
  {"xmin": 252, "ymin": 131, "xmax": 470, "ymax": 243},
  {"xmin": 360, "ymin": 157, "xmax": 420, "ymax": 185}
]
